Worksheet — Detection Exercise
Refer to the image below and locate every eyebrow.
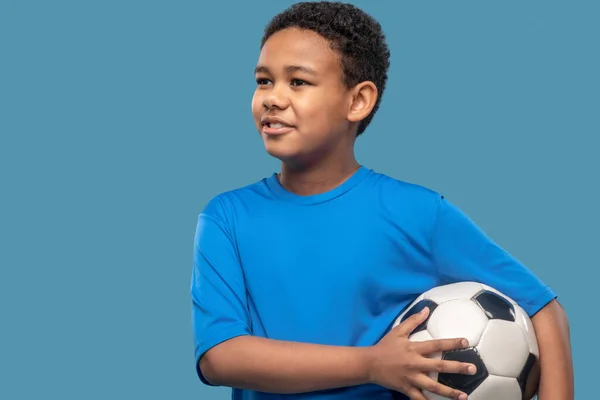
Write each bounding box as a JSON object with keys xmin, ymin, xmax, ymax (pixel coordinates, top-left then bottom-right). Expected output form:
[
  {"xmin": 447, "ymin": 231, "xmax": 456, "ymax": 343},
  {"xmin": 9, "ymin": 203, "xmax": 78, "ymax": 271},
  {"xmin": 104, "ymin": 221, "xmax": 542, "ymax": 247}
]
[{"xmin": 254, "ymin": 65, "xmax": 318, "ymax": 76}]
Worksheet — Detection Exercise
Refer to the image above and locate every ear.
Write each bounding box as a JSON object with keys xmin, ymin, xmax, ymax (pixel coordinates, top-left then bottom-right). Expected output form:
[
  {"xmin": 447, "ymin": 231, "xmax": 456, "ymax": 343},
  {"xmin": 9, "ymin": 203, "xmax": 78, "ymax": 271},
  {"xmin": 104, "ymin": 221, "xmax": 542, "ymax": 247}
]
[{"xmin": 347, "ymin": 81, "xmax": 378, "ymax": 124}]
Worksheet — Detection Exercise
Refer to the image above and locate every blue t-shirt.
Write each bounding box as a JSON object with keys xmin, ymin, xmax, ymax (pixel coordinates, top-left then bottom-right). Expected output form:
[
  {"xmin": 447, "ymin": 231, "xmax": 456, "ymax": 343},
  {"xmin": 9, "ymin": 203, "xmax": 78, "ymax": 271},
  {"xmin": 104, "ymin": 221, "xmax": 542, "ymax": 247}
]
[{"xmin": 191, "ymin": 166, "xmax": 556, "ymax": 399}]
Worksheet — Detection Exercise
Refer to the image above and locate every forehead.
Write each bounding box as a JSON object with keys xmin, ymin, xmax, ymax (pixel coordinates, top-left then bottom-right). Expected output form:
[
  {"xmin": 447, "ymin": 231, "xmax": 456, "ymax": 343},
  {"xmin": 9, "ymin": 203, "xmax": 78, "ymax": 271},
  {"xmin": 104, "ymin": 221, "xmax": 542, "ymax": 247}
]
[{"xmin": 257, "ymin": 28, "xmax": 341, "ymax": 74}]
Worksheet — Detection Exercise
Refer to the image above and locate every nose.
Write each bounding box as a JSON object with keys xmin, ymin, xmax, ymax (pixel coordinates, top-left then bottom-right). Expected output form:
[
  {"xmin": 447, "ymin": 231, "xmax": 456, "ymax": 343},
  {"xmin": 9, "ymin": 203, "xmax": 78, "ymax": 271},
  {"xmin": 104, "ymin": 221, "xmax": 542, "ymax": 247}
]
[{"xmin": 263, "ymin": 84, "xmax": 289, "ymax": 110}]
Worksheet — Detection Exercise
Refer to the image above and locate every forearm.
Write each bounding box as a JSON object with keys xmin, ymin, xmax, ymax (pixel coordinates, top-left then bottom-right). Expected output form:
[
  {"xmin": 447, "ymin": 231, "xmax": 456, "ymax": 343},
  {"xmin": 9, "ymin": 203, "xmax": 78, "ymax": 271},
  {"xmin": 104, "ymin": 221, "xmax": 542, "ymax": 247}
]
[
  {"xmin": 199, "ymin": 335, "xmax": 372, "ymax": 393},
  {"xmin": 532, "ymin": 299, "xmax": 574, "ymax": 400}
]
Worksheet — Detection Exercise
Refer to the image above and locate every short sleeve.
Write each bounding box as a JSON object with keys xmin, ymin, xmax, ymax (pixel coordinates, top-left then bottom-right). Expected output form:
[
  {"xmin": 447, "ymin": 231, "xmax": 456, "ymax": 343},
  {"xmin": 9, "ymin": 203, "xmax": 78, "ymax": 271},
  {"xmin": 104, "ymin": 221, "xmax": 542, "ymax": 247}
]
[
  {"xmin": 191, "ymin": 196, "xmax": 251, "ymax": 385},
  {"xmin": 431, "ymin": 195, "xmax": 556, "ymax": 317}
]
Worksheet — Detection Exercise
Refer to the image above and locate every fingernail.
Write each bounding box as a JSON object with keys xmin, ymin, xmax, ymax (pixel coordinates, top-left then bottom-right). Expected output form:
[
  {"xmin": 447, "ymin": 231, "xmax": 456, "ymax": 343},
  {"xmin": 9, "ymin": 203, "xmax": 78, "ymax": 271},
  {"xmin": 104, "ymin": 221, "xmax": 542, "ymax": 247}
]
[
  {"xmin": 468, "ymin": 365, "xmax": 477, "ymax": 375},
  {"xmin": 461, "ymin": 339, "xmax": 469, "ymax": 347},
  {"xmin": 458, "ymin": 394, "xmax": 467, "ymax": 400},
  {"xmin": 420, "ymin": 307, "xmax": 428, "ymax": 314}
]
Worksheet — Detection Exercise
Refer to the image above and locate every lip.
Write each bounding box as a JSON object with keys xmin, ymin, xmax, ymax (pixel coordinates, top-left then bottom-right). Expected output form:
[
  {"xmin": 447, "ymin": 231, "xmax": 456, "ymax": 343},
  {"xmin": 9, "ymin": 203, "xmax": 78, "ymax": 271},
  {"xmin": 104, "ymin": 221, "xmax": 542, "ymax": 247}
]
[
  {"xmin": 261, "ymin": 116, "xmax": 295, "ymax": 136},
  {"xmin": 262, "ymin": 125, "xmax": 294, "ymax": 136}
]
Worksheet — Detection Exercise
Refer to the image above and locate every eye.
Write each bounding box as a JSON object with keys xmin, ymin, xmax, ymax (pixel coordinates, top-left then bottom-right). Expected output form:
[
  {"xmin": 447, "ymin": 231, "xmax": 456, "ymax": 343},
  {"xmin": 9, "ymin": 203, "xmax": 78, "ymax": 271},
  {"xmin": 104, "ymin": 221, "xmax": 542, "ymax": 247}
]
[
  {"xmin": 256, "ymin": 78, "xmax": 271, "ymax": 85},
  {"xmin": 291, "ymin": 79, "xmax": 309, "ymax": 87}
]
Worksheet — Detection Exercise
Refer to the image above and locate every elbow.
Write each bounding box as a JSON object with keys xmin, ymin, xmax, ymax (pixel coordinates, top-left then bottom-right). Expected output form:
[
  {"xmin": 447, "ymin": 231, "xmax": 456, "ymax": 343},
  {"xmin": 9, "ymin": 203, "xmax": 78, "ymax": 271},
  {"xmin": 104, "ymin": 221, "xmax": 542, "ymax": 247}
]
[
  {"xmin": 198, "ymin": 336, "xmax": 249, "ymax": 386},
  {"xmin": 199, "ymin": 349, "xmax": 224, "ymax": 386}
]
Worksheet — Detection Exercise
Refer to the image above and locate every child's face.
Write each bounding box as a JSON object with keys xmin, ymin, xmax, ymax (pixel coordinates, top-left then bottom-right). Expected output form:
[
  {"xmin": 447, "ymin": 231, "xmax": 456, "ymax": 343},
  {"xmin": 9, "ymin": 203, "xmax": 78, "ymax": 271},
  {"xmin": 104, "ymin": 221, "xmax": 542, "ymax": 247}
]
[{"xmin": 252, "ymin": 28, "xmax": 355, "ymax": 166}]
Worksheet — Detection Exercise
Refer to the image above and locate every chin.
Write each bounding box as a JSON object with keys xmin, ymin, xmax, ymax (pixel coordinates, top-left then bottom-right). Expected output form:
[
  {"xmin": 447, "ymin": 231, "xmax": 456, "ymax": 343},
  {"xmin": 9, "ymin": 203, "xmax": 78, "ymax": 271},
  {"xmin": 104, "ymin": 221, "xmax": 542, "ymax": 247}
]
[
  {"xmin": 263, "ymin": 142, "xmax": 295, "ymax": 160},
  {"xmin": 262, "ymin": 140, "xmax": 304, "ymax": 164}
]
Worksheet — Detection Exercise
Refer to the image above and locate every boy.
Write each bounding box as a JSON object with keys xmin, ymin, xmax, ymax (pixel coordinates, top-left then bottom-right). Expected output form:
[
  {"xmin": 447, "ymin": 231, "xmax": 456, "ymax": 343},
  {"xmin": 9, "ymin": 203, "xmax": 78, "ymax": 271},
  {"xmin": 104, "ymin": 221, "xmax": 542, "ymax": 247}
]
[{"xmin": 191, "ymin": 2, "xmax": 573, "ymax": 399}]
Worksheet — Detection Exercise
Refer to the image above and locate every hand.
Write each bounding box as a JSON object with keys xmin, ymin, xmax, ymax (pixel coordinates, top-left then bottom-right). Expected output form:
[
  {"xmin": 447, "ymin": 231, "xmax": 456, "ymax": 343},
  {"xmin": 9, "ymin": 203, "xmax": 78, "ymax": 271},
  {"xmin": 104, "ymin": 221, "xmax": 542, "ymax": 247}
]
[{"xmin": 367, "ymin": 307, "xmax": 477, "ymax": 400}]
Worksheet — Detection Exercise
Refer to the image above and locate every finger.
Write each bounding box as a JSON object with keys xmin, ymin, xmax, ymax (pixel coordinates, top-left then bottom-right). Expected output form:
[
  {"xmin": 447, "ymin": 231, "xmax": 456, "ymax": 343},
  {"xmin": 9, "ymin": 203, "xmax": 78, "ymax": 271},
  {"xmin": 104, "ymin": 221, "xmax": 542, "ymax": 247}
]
[
  {"xmin": 396, "ymin": 307, "xmax": 430, "ymax": 337},
  {"xmin": 412, "ymin": 374, "xmax": 467, "ymax": 400},
  {"xmin": 418, "ymin": 357, "xmax": 477, "ymax": 376},
  {"xmin": 414, "ymin": 337, "xmax": 470, "ymax": 355}
]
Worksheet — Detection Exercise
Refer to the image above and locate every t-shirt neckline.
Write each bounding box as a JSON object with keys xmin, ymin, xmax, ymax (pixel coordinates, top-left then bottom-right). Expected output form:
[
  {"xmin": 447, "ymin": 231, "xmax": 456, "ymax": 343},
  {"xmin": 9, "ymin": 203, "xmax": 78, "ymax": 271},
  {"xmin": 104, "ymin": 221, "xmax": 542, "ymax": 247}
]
[{"xmin": 265, "ymin": 165, "xmax": 371, "ymax": 205}]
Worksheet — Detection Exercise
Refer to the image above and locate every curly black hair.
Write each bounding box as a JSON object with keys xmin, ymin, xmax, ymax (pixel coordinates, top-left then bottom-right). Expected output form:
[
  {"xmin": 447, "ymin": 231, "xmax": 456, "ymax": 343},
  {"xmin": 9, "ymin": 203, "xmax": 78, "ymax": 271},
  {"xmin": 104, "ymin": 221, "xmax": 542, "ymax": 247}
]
[{"xmin": 261, "ymin": 1, "xmax": 391, "ymax": 136}]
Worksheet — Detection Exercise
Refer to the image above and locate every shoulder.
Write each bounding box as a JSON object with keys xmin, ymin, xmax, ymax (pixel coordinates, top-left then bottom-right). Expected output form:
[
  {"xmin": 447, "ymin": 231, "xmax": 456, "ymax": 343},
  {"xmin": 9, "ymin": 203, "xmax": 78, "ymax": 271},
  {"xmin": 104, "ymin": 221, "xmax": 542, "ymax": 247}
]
[
  {"xmin": 357, "ymin": 170, "xmax": 447, "ymax": 240},
  {"xmin": 199, "ymin": 175, "xmax": 273, "ymax": 222},
  {"xmin": 369, "ymin": 170, "xmax": 444, "ymax": 214}
]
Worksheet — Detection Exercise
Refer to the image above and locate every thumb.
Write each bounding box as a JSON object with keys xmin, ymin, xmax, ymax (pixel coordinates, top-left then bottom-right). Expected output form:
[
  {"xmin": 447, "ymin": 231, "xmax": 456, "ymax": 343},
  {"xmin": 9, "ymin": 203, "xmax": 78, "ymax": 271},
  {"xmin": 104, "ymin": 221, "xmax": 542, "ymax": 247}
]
[{"xmin": 395, "ymin": 306, "xmax": 430, "ymax": 337}]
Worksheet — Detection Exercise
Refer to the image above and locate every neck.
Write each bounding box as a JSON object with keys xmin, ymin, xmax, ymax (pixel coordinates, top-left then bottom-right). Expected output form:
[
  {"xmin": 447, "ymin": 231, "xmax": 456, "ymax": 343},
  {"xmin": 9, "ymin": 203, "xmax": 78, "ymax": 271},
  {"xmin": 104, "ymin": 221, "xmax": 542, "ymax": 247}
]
[{"xmin": 277, "ymin": 152, "xmax": 360, "ymax": 196}]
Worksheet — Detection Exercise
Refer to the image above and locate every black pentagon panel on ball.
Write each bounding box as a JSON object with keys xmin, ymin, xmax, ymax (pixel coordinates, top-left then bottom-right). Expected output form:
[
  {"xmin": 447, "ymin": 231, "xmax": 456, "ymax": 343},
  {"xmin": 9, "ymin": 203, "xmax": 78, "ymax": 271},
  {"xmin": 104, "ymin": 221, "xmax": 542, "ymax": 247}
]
[
  {"xmin": 471, "ymin": 290, "xmax": 516, "ymax": 322},
  {"xmin": 438, "ymin": 348, "xmax": 489, "ymax": 395},
  {"xmin": 400, "ymin": 299, "xmax": 438, "ymax": 334},
  {"xmin": 517, "ymin": 353, "xmax": 541, "ymax": 400}
]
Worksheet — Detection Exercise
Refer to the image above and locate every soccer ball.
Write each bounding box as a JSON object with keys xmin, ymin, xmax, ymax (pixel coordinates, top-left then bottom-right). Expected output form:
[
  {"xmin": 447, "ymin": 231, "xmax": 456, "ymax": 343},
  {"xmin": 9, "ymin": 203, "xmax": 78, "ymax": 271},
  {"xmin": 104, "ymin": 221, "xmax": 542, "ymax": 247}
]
[{"xmin": 391, "ymin": 281, "xmax": 540, "ymax": 400}]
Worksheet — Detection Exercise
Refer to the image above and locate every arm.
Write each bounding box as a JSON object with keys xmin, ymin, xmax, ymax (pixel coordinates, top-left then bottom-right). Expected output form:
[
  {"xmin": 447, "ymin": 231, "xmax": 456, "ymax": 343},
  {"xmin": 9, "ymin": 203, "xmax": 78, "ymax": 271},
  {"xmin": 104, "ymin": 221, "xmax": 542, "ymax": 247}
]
[
  {"xmin": 193, "ymin": 199, "xmax": 368, "ymax": 393},
  {"xmin": 430, "ymin": 196, "xmax": 557, "ymax": 311},
  {"xmin": 429, "ymin": 196, "xmax": 572, "ymax": 398},
  {"xmin": 532, "ymin": 299, "xmax": 574, "ymax": 400},
  {"xmin": 200, "ymin": 310, "xmax": 475, "ymax": 399},
  {"xmin": 199, "ymin": 336, "xmax": 372, "ymax": 393}
]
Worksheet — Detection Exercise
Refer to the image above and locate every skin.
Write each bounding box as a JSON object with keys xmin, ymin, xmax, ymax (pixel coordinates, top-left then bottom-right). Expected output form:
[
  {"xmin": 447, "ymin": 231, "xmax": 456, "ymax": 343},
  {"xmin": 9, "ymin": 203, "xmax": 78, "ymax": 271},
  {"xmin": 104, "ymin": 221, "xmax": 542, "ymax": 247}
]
[
  {"xmin": 201, "ymin": 307, "xmax": 474, "ymax": 400},
  {"xmin": 251, "ymin": 27, "xmax": 374, "ymax": 195},
  {"xmin": 531, "ymin": 300, "xmax": 574, "ymax": 399},
  {"xmin": 200, "ymin": 27, "xmax": 575, "ymax": 400}
]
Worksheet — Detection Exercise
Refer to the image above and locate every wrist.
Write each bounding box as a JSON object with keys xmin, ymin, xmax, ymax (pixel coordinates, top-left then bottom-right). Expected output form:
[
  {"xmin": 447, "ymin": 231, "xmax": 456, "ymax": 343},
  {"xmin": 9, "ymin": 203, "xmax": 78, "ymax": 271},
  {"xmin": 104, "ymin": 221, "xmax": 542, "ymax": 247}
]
[{"xmin": 358, "ymin": 345, "xmax": 377, "ymax": 385}]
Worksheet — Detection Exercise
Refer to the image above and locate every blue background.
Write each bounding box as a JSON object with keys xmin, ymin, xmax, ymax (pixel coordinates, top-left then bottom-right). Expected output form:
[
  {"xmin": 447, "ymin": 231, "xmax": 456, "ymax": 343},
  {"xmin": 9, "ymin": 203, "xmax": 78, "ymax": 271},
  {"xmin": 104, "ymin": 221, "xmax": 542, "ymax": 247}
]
[{"xmin": 1, "ymin": 0, "xmax": 597, "ymax": 399}]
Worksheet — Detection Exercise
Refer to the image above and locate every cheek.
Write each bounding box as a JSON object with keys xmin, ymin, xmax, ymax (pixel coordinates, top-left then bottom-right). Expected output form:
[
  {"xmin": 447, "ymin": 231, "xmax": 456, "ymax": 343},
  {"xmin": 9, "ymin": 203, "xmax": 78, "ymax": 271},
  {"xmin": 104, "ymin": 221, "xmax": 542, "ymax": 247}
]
[
  {"xmin": 295, "ymin": 96, "xmax": 324, "ymax": 121},
  {"xmin": 251, "ymin": 91, "xmax": 263, "ymax": 120},
  {"xmin": 296, "ymin": 95, "xmax": 344, "ymax": 129}
]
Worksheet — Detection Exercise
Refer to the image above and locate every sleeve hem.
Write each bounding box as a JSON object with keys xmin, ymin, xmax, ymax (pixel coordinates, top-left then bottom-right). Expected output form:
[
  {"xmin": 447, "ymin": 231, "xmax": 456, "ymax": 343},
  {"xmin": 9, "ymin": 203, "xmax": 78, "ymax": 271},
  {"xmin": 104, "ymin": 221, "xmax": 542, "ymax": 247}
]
[
  {"xmin": 521, "ymin": 287, "xmax": 557, "ymax": 317},
  {"xmin": 195, "ymin": 330, "xmax": 251, "ymax": 386}
]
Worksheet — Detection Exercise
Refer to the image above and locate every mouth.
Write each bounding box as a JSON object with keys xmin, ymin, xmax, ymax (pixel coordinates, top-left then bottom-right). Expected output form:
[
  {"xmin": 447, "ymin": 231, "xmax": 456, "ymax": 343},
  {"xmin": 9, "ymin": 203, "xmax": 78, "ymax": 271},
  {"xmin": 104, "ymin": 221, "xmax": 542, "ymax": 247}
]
[
  {"xmin": 264, "ymin": 122, "xmax": 287, "ymax": 129},
  {"xmin": 261, "ymin": 119, "xmax": 294, "ymax": 136}
]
